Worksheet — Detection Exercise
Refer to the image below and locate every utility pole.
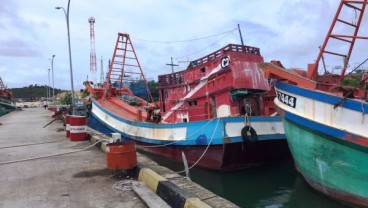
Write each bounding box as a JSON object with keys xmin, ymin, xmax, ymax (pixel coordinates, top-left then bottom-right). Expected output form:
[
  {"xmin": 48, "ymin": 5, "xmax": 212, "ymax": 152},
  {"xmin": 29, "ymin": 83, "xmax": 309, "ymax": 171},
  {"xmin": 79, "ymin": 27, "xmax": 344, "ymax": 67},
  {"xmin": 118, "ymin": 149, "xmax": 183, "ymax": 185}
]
[
  {"xmin": 55, "ymin": 0, "xmax": 75, "ymax": 114},
  {"xmin": 51, "ymin": 55, "xmax": 55, "ymax": 103},
  {"xmin": 48, "ymin": 68, "xmax": 51, "ymax": 105},
  {"xmin": 166, "ymin": 57, "xmax": 178, "ymax": 73},
  {"xmin": 237, "ymin": 24, "xmax": 244, "ymax": 46}
]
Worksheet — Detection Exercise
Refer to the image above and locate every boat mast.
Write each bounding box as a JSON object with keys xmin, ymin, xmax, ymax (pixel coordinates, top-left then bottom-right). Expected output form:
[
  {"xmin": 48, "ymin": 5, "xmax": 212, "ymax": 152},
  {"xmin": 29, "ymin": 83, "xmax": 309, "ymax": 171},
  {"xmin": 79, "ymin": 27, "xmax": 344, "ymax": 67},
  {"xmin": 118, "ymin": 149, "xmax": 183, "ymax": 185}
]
[
  {"xmin": 237, "ymin": 24, "xmax": 244, "ymax": 46},
  {"xmin": 166, "ymin": 57, "xmax": 178, "ymax": 73},
  {"xmin": 309, "ymin": 0, "xmax": 368, "ymax": 83},
  {"xmin": 106, "ymin": 33, "xmax": 155, "ymax": 103}
]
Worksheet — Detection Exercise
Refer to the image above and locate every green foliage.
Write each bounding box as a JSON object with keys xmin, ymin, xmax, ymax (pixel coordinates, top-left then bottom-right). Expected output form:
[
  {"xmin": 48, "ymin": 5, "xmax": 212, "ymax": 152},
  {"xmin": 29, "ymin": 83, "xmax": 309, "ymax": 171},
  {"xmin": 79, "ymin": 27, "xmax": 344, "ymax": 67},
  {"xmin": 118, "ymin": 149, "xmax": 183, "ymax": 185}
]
[
  {"xmin": 342, "ymin": 76, "xmax": 360, "ymax": 88},
  {"xmin": 61, "ymin": 92, "xmax": 72, "ymax": 105},
  {"xmin": 9, "ymin": 85, "xmax": 66, "ymax": 98},
  {"xmin": 147, "ymin": 80, "xmax": 159, "ymax": 101},
  {"xmin": 129, "ymin": 80, "xmax": 159, "ymax": 102},
  {"xmin": 81, "ymin": 89, "xmax": 90, "ymax": 99}
]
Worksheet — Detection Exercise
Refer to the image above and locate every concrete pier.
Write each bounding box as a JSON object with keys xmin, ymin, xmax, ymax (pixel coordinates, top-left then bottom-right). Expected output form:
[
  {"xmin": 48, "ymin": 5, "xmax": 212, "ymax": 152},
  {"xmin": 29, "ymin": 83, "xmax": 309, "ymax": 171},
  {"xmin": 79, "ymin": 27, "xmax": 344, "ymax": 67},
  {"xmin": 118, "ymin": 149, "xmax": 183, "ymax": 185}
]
[
  {"xmin": 0, "ymin": 108, "xmax": 146, "ymax": 208},
  {"xmin": 0, "ymin": 107, "xmax": 238, "ymax": 208}
]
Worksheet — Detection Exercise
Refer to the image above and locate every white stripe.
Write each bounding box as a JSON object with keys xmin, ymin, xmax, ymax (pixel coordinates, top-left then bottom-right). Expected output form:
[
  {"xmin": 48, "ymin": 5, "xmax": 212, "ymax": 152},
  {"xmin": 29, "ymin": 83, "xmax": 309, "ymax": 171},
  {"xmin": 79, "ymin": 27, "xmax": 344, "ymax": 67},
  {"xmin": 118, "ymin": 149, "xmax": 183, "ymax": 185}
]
[
  {"xmin": 275, "ymin": 88, "xmax": 367, "ymax": 138},
  {"xmin": 70, "ymin": 125, "xmax": 87, "ymax": 133},
  {"xmin": 162, "ymin": 63, "xmax": 223, "ymax": 121},
  {"xmin": 93, "ymin": 103, "xmax": 187, "ymax": 141}
]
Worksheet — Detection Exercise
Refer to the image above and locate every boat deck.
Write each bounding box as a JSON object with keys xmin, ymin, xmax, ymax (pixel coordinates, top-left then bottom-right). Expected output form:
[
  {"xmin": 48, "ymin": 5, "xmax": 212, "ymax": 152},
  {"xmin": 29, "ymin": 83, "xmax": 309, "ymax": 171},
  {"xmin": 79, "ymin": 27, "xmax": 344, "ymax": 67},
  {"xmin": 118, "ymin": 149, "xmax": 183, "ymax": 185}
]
[{"xmin": 96, "ymin": 97, "xmax": 149, "ymax": 122}]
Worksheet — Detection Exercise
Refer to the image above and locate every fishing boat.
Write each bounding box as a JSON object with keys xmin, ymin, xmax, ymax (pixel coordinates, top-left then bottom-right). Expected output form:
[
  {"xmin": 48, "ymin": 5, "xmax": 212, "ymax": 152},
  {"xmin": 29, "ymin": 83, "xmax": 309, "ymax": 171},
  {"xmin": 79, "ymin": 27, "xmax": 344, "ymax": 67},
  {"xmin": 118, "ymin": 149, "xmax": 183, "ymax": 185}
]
[
  {"xmin": 0, "ymin": 76, "xmax": 15, "ymax": 116},
  {"xmin": 263, "ymin": 1, "xmax": 368, "ymax": 206},
  {"xmin": 86, "ymin": 33, "xmax": 290, "ymax": 171}
]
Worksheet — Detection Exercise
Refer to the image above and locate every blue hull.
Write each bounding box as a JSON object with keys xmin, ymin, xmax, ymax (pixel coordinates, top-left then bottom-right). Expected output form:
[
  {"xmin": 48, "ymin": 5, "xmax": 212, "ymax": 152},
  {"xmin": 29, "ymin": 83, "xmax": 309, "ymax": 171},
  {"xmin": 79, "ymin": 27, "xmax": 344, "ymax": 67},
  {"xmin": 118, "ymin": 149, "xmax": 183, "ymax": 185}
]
[{"xmin": 89, "ymin": 99, "xmax": 291, "ymax": 171}]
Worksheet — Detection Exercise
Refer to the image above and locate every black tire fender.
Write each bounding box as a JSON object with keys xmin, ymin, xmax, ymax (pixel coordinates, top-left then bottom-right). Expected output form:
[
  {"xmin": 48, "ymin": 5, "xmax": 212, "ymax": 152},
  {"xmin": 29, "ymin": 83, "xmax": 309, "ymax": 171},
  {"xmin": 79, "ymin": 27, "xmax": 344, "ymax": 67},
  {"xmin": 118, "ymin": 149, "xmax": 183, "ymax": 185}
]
[{"xmin": 241, "ymin": 126, "xmax": 258, "ymax": 142}]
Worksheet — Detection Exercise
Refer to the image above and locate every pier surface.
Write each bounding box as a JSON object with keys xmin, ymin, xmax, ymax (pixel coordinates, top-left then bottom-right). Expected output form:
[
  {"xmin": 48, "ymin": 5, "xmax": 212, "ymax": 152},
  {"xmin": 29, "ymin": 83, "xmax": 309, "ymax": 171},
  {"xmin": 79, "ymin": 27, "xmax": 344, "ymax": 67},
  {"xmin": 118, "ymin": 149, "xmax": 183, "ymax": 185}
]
[
  {"xmin": 0, "ymin": 108, "xmax": 146, "ymax": 208},
  {"xmin": 0, "ymin": 107, "xmax": 238, "ymax": 208}
]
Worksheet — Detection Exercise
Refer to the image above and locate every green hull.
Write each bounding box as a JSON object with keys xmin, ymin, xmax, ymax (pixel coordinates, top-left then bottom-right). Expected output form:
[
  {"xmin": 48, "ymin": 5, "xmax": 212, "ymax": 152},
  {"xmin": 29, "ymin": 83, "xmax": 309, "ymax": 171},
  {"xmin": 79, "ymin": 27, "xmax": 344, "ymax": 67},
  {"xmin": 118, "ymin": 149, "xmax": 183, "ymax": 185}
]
[
  {"xmin": 283, "ymin": 119, "xmax": 368, "ymax": 206},
  {"xmin": 0, "ymin": 106, "xmax": 7, "ymax": 116}
]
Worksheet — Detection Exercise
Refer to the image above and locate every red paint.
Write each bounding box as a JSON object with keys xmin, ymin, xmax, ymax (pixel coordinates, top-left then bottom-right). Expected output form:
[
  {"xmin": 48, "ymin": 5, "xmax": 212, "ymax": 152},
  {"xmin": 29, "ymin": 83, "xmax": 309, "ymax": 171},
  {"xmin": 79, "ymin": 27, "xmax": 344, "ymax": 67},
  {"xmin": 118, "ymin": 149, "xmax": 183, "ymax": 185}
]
[
  {"xmin": 48, "ymin": 106, "xmax": 57, "ymax": 112},
  {"xmin": 136, "ymin": 139, "xmax": 291, "ymax": 171},
  {"xmin": 299, "ymin": 165, "xmax": 368, "ymax": 208},
  {"xmin": 106, "ymin": 141, "xmax": 137, "ymax": 170},
  {"xmin": 84, "ymin": 34, "xmax": 290, "ymax": 171},
  {"xmin": 69, "ymin": 116, "xmax": 87, "ymax": 142},
  {"xmin": 158, "ymin": 44, "xmax": 276, "ymax": 123},
  {"xmin": 344, "ymin": 134, "xmax": 368, "ymax": 147}
]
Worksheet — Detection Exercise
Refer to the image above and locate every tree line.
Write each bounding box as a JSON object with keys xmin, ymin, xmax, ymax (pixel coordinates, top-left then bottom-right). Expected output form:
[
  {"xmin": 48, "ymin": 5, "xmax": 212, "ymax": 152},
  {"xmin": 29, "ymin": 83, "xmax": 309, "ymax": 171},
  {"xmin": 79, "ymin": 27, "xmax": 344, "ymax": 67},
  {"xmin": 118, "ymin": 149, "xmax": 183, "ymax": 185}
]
[{"xmin": 9, "ymin": 84, "xmax": 66, "ymax": 98}]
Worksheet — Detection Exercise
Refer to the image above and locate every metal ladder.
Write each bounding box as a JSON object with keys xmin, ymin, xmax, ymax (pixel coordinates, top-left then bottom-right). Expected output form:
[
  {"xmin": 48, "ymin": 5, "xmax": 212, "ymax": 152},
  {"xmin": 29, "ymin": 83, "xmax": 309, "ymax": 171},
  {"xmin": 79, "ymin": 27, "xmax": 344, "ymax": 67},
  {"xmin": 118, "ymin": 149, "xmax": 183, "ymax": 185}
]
[
  {"xmin": 106, "ymin": 33, "xmax": 154, "ymax": 103},
  {"xmin": 310, "ymin": 0, "xmax": 368, "ymax": 83}
]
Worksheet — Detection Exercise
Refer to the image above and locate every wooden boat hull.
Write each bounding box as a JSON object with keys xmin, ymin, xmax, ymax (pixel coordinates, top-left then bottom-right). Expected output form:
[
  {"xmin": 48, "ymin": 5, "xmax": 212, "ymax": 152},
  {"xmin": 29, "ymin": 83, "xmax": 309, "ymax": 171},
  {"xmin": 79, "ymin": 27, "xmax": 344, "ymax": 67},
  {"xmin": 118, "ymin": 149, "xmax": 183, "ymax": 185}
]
[
  {"xmin": 0, "ymin": 97, "xmax": 15, "ymax": 116},
  {"xmin": 275, "ymin": 82, "xmax": 368, "ymax": 207},
  {"xmin": 89, "ymin": 99, "xmax": 290, "ymax": 171}
]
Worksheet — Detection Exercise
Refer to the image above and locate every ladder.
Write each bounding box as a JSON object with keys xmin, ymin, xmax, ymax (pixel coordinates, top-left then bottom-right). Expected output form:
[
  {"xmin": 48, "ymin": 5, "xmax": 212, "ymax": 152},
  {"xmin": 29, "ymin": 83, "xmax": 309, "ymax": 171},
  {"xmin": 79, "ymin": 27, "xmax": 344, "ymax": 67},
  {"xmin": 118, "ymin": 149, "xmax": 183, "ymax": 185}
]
[
  {"xmin": 310, "ymin": 0, "xmax": 368, "ymax": 83},
  {"xmin": 106, "ymin": 33, "xmax": 155, "ymax": 103}
]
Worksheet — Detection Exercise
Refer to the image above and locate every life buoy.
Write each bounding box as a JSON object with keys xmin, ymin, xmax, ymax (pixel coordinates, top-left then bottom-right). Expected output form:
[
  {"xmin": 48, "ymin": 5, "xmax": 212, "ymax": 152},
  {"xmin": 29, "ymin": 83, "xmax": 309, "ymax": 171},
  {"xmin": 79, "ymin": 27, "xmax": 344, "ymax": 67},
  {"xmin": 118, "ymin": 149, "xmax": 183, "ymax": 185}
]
[{"xmin": 241, "ymin": 126, "xmax": 258, "ymax": 142}]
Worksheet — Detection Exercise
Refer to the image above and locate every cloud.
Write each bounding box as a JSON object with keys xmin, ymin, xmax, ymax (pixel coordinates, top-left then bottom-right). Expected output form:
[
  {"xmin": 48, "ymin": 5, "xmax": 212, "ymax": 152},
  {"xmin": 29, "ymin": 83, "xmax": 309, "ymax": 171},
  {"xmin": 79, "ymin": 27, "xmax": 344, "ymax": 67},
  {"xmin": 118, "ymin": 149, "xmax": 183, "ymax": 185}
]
[
  {"xmin": 0, "ymin": 39, "xmax": 39, "ymax": 57},
  {"xmin": 1, "ymin": 0, "xmax": 368, "ymax": 89},
  {"xmin": 0, "ymin": 0, "xmax": 42, "ymax": 58}
]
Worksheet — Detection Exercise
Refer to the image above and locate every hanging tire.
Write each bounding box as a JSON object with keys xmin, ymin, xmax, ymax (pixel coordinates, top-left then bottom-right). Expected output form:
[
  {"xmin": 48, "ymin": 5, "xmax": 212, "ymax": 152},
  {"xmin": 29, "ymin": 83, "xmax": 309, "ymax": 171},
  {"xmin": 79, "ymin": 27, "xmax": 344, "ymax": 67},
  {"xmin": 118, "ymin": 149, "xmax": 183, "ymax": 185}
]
[{"xmin": 241, "ymin": 126, "xmax": 258, "ymax": 143}]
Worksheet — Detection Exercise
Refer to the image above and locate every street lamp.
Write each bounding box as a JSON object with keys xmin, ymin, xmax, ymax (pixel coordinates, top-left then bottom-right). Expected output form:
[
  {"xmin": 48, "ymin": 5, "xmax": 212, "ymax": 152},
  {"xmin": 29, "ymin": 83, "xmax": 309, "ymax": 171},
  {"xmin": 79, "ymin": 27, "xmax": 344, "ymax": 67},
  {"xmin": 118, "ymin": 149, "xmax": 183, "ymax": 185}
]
[
  {"xmin": 48, "ymin": 68, "xmax": 51, "ymax": 106},
  {"xmin": 50, "ymin": 55, "xmax": 55, "ymax": 103},
  {"xmin": 55, "ymin": 0, "xmax": 75, "ymax": 114}
]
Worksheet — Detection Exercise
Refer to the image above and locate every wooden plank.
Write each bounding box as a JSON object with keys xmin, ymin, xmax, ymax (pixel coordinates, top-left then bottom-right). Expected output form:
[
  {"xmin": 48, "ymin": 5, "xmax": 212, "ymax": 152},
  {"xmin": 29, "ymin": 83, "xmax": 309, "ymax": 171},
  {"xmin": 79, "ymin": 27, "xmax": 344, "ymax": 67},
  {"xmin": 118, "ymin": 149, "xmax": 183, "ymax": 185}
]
[{"xmin": 132, "ymin": 181, "xmax": 171, "ymax": 208}]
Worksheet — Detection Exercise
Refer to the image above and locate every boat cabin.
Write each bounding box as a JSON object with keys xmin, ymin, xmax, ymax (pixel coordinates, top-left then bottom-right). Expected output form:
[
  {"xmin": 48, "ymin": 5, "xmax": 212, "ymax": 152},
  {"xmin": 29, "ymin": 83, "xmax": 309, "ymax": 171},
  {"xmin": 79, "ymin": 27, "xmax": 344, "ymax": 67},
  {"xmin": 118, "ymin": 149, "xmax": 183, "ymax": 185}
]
[{"xmin": 158, "ymin": 44, "xmax": 276, "ymax": 123}]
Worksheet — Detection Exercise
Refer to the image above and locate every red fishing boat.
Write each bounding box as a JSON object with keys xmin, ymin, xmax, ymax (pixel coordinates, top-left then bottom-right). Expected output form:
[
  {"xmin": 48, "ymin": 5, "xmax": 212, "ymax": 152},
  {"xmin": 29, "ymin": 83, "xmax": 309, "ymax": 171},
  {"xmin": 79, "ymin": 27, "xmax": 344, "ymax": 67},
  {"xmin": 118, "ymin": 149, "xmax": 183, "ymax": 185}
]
[{"xmin": 86, "ymin": 33, "xmax": 290, "ymax": 171}]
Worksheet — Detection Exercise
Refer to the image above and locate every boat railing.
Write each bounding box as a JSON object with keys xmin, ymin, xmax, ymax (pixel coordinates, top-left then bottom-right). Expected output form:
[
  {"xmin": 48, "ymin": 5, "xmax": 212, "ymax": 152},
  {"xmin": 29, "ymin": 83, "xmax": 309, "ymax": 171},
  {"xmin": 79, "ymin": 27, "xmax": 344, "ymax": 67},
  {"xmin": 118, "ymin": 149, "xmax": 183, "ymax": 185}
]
[
  {"xmin": 158, "ymin": 44, "xmax": 260, "ymax": 87},
  {"xmin": 188, "ymin": 44, "xmax": 260, "ymax": 69},
  {"xmin": 158, "ymin": 71, "xmax": 184, "ymax": 86}
]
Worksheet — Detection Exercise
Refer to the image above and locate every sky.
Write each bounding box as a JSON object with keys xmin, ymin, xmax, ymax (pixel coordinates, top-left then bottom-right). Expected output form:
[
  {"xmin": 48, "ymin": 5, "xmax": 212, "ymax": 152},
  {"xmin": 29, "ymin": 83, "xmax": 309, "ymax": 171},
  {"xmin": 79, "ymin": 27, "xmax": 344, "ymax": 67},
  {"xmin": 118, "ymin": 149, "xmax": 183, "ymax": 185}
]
[{"xmin": 1, "ymin": 0, "xmax": 368, "ymax": 90}]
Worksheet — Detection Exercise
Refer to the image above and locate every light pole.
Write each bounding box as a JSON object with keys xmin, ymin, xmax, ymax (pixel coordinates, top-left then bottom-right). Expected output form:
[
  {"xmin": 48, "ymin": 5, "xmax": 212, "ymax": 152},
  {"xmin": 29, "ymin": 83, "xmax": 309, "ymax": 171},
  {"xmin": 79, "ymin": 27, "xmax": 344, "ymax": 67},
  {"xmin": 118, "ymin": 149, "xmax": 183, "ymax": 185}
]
[
  {"xmin": 51, "ymin": 55, "xmax": 55, "ymax": 103},
  {"xmin": 56, "ymin": 0, "xmax": 75, "ymax": 114},
  {"xmin": 48, "ymin": 68, "xmax": 51, "ymax": 106},
  {"xmin": 45, "ymin": 85, "xmax": 48, "ymax": 108}
]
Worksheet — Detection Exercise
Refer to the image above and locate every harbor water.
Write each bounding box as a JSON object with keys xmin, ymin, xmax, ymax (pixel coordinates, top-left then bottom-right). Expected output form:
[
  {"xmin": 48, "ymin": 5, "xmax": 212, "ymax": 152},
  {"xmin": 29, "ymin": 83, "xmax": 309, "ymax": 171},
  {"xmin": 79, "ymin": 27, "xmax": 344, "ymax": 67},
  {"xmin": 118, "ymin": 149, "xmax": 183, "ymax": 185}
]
[{"xmin": 148, "ymin": 156, "xmax": 348, "ymax": 208}]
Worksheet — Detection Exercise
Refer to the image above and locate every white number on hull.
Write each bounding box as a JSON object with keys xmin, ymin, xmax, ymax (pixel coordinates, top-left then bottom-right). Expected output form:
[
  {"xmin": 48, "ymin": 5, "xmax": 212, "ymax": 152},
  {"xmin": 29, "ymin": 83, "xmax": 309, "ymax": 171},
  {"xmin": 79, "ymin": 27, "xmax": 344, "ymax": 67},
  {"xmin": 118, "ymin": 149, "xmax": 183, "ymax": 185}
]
[{"xmin": 277, "ymin": 91, "xmax": 296, "ymax": 108}]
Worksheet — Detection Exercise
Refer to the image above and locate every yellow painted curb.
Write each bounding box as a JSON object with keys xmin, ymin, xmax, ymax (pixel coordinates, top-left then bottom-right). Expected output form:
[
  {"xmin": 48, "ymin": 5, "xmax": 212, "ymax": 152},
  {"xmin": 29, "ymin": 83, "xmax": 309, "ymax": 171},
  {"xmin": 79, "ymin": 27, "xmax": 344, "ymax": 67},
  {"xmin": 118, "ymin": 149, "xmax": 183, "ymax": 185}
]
[
  {"xmin": 184, "ymin": 198, "xmax": 212, "ymax": 208},
  {"xmin": 100, "ymin": 142, "xmax": 108, "ymax": 153},
  {"xmin": 90, "ymin": 136, "xmax": 98, "ymax": 143},
  {"xmin": 138, "ymin": 168, "xmax": 167, "ymax": 192}
]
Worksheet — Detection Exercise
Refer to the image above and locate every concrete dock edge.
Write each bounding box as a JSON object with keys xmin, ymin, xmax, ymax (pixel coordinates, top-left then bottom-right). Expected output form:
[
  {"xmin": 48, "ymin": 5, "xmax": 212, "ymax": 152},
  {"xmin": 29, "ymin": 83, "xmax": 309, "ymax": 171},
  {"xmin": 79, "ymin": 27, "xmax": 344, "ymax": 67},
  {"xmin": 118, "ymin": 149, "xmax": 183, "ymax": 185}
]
[{"xmin": 87, "ymin": 127, "xmax": 239, "ymax": 208}]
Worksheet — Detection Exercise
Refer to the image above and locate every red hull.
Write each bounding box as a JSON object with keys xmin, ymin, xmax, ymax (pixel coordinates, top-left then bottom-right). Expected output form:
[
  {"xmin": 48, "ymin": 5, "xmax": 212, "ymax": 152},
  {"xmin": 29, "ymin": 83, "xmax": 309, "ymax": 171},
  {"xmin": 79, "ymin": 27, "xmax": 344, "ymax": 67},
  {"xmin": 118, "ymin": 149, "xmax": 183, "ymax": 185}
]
[{"xmin": 136, "ymin": 140, "xmax": 291, "ymax": 171}]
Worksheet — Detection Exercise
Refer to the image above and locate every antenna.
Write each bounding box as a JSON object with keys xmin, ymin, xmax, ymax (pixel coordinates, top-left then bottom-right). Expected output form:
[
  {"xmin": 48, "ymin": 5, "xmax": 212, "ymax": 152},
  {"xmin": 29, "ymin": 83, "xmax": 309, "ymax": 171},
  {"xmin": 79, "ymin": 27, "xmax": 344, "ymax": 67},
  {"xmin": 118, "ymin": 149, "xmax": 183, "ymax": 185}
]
[
  {"xmin": 89, "ymin": 17, "xmax": 97, "ymax": 83},
  {"xmin": 166, "ymin": 57, "xmax": 178, "ymax": 73},
  {"xmin": 237, "ymin": 24, "xmax": 244, "ymax": 46}
]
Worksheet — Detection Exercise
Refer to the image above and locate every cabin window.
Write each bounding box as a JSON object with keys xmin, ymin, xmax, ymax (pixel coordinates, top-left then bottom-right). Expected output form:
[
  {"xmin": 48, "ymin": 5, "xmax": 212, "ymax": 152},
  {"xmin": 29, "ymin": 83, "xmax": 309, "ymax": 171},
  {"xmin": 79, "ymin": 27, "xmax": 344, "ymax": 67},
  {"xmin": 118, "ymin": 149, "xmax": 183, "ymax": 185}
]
[
  {"xmin": 183, "ymin": 118, "xmax": 188, "ymax": 122},
  {"xmin": 200, "ymin": 67, "xmax": 205, "ymax": 73},
  {"xmin": 187, "ymin": 101, "xmax": 197, "ymax": 106},
  {"xmin": 186, "ymin": 85, "xmax": 191, "ymax": 91}
]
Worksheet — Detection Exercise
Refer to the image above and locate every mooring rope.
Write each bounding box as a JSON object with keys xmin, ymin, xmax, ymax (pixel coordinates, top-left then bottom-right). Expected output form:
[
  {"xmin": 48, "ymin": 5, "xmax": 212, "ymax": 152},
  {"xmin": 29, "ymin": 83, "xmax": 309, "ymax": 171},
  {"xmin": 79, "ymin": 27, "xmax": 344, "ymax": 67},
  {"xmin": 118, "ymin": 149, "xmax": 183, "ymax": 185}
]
[
  {"xmin": 175, "ymin": 118, "xmax": 220, "ymax": 174},
  {"xmin": 0, "ymin": 139, "xmax": 109, "ymax": 165},
  {"xmin": 0, "ymin": 139, "xmax": 65, "ymax": 150}
]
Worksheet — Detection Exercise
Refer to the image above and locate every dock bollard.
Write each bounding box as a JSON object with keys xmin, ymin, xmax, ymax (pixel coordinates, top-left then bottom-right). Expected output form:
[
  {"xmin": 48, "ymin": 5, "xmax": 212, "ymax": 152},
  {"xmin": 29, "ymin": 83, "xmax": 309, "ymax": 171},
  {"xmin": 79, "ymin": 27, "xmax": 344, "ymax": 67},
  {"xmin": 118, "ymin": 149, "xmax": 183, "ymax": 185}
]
[
  {"xmin": 69, "ymin": 115, "xmax": 87, "ymax": 141},
  {"xmin": 106, "ymin": 141, "xmax": 137, "ymax": 170}
]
